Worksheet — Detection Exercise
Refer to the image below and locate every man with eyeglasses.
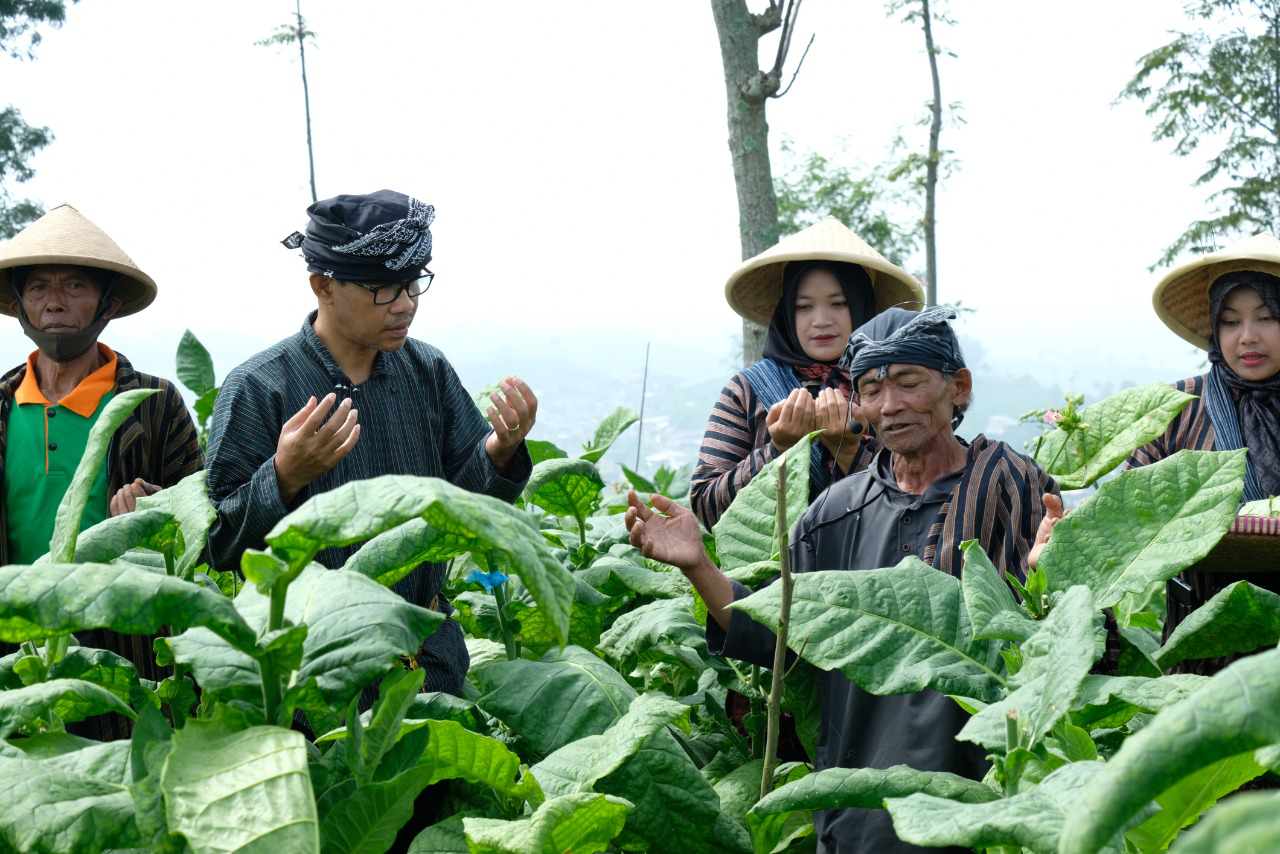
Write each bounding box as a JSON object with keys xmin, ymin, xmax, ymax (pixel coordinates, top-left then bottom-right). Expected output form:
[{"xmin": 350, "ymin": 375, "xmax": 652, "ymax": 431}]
[{"xmin": 205, "ymin": 189, "xmax": 537, "ymax": 701}]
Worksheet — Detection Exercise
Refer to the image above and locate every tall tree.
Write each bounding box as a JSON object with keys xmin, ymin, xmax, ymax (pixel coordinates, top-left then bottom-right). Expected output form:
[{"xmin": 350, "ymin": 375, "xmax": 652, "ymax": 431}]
[
  {"xmin": 258, "ymin": 0, "xmax": 318, "ymax": 203},
  {"xmin": 1121, "ymin": 0, "xmax": 1280, "ymax": 266},
  {"xmin": 774, "ymin": 137, "xmax": 920, "ymax": 267},
  {"xmin": 0, "ymin": 0, "xmax": 74, "ymax": 238},
  {"xmin": 710, "ymin": 0, "xmax": 811, "ymax": 366},
  {"xmin": 887, "ymin": 0, "xmax": 956, "ymax": 306}
]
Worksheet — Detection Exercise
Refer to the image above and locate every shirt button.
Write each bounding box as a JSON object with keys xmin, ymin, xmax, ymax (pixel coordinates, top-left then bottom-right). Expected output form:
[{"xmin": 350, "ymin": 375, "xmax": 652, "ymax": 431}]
[
  {"xmin": 902, "ymin": 516, "xmax": 912, "ymax": 525},
  {"xmin": 901, "ymin": 543, "xmax": 911, "ymax": 553},
  {"xmin": 46, "ymin": 408, "xmax": 56, "ymax": 418},
  {"xmin": 48, "ymin": 442, "xmax": 58, "ymax": 451}
]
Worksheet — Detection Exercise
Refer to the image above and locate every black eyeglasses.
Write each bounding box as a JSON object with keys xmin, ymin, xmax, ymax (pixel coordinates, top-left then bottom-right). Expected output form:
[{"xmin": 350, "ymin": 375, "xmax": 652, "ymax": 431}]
[{"xmin": 343, "ymin": 271, "xmax": 434, "ymax": 305}]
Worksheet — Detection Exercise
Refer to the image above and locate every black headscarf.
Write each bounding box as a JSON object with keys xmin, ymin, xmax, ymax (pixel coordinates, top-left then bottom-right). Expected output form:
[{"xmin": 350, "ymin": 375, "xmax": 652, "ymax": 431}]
[
  {"xmin": 841, "ymin": 306, "xmax": 968, "ymax": 428},
  {"xmin": 1207, "ymin": 270, "xmax": 1280, "ymax": 496},
  {"xmin": 282, "ymin": 190, "xmax": 435, "ymax": 284},
  {"xmin": 762, "ymin": 261, "xmax": 876, "ymax": 390}
]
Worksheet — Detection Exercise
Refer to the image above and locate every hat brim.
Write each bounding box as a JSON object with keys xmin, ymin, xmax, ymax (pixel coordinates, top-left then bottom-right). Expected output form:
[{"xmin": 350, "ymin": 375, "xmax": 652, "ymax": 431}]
[
  {"xmin": 1189, "ymin": 514, "xmax": 1280, "ymax": 574},
  {"xmin": 1153, "ymin": 233, "xmax": 1280, "ymax": 350},
  {"xmin": 726, "ymin": 248, "xmax": 925, "ymax": 327},
  {"xmin": 0, "ymin": 255, "xmax": 155, "ymax": 318}
]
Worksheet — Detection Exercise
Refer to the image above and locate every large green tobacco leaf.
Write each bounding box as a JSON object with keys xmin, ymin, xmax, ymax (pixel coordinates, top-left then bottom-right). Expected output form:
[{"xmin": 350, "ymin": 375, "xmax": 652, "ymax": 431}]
[
  {"xmin": 161, "ymin": 720, "xmax": 319, "ymax": 853},
  {"xmin": 1124, "ymin": 753, "xmax": 1265, "ymax": 851},
  {"xmin": 712, "ymin": 435, "xmax": 812, "ymax": 570},
  {"xmin": 530, "ymin": 693, "xmax": 690, "ymax": 798},
  {"xmin": 960, "ymin": 586, "xmax": 1102, "ymax": 752},
  {"xmin": 176, "ymin": 328, "xmax": 217, "ymax": 394},
  {"xmin": 407, "ymin": 813, "xmax": 471, "ymax": 853},
  {"xmin": 0, "ymin": 747, "xmax": 140, "ymax": 852},
  {"xmin": 506, "ymin": 592, "xmax": 608, "ymax": 654},
  {"xmin": 1058, "ymin": 647, "xmax": 1280, "ymax": 853},
  {"xmin": 69, "ymin": 508, "xmax": 182, "ymax": 566},
  {"xmin": 463, "ymin": 793, "xmax": 633, "ymax": 854},
  {"xmin": 889, "ymin": 761, "xmax": 1128, "ymax": 854},
  {"xmin": 340, "ymin": 518, "xmax": 452, "ymax": 588},
  {"xmin": 356, "ymin": 667, "xmax": 424, "ymax": 786},
  {"xmin": 319, "ymin": 765, "xmax": 434, "ymax": 854},
  {"xmin": 0, "ymin": 561, "xmax": 256, "ymax": 651},
  {"xmin": 168, "ymin": 565, "xmax": 442, "ymax": 718},
  {"xmin": 960, "ymin": 540, "xmax": 1037, "ymax": 643},
  {"xmin": 0, "ymin": 678, "xmax": 133, "ymax": 736},
  {"xmin": 523, "ymin": 458, "xmax": 605, "ymax": 518},
  {"xmin": 526, "ymin": 439, "xmax": 569, "ymax": 466},
  {"xmin": 732, "ymin": 562, "xmax": 1007, "ymax": 703},
  {"xmin": 1032, "ymin": 382, "xmax": 1194, "ymax": 489},
  {"xmin": 472, "ymin": 645, "xmax": 637, "ymax": 756},
  {"xmin": 0, "ymin": 646, "xmax": 138, "ymax": 702},
  {"xmin": 579, "ymin": 406, "xmax": 639, "ymax": 464},
  {"xmin": 48, "ymin": 388, "xmax": 159, "ymax": 562},
  {"xmin": 1040, "ymin": 450, "xmax": 1246, "ymax": 609},
  {"xmin": 267, "ymin": 475, "xmax": 574, "ymax": 646},
  {"xmin": 1069, "ymin": 674, "xmax": 1209, "ymax": 730},
  {"xmin": 586, "ymin": 559, "xmax": 691, "ymax": 599},
  {"xmin": 136, "ymin": 471, "xmax": 218, "ymax": 578},
  {"xmin": 598, "ymin": 598, "xmax": 706, "ymax": 665},
  {"xmin": 414, "ymin": 718, "xmax": 543, "ymax": 803},
  {"xmin": 1156, "ymin": 581, "xmax": 1280, "ymax": 669},
  {"xmin": 1172, "ymin": 789, "xmax": 1280, "ymax": 853},
  {"xmin": 749, "ymin": 765, "xmax": 997, "ymax": 854}
]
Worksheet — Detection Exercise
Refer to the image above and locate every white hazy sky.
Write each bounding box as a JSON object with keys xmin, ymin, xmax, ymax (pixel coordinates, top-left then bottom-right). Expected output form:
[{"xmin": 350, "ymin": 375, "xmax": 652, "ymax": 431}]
[{"xmin": 3, "ymin": 1, "xmax": 1218, "ymax": 406}]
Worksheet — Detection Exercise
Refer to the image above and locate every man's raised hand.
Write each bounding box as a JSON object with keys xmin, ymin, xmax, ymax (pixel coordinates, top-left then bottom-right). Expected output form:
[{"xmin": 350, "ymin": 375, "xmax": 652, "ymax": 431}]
[
  {"xmin": 485, "ymin": 376, "xmax": 538, "ymax": 470},
  {"xmin": 274, "ymin": 393, "xmax": 360, "ymax": 503},
  {"xmin": 1028, "ymin": 492, "xmax": 1066, "ymax": 570},
  {"xmin": 624, "ymin": 490, "xmax": 707, "ymax": 573}
]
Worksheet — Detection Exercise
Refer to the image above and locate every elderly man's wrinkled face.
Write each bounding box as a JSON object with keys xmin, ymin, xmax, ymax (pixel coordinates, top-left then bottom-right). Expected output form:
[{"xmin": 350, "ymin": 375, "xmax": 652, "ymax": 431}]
[
  {"xmin": 20, "ymin": 265, "xmax": 117, "ymax": 334},
  {"xmin": 856, "ymin": 364, "xmax": 971, "ymax": 456}
]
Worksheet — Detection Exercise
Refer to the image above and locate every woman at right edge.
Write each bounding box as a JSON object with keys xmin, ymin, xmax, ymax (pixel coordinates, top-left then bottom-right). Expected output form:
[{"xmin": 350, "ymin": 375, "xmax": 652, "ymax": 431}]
[
  {"xmin": 1128, "ymin": 232, "xmax": 1280, "ymax": 675},
  {"xmin": 690, "ymin": 217, "xmax": 923, "ymax": 530}
]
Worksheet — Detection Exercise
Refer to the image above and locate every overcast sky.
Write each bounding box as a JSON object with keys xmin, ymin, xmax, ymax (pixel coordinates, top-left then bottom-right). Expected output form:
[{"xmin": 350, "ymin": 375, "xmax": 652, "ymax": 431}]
[{"xmin": 3, "ymin": 1, "xmax": 1220, "ymax": 413}]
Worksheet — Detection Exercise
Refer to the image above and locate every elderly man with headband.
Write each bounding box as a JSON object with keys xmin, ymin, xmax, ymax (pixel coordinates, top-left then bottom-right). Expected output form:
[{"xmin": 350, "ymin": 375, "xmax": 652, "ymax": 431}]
[
  {"xmin": 205, "ymin": 190, "xmax": 537, "ymax": 701},
  {"xmin": 626, "ymin": 307, "xmax": 1061, "ymax": 853}
]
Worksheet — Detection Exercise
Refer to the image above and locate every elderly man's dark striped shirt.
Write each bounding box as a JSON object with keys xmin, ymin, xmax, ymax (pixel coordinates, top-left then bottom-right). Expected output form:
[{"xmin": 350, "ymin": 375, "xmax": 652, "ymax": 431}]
[{"xmin": 205, "ymin": 312, "xmax": 531, "ymax": 694}]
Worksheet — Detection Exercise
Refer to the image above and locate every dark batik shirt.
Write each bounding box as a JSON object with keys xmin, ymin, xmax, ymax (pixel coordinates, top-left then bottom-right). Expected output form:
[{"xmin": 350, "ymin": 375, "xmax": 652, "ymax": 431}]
[
  {"xmin": 205, "ymin": 312, "xmax": 531, "ymax": 695},
  {"xmin": 709, "ymin": 438, "xmax": 1054, "ymax": 853}
]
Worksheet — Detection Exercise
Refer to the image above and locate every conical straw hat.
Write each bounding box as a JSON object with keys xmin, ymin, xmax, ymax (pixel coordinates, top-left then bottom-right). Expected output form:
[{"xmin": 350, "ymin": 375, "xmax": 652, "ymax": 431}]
[
  {"xmin": 725, "ymin": 216, "xmax": 925, "ymax": 327},
  {"xmin": 1153, "ymin": 232, "xmax": 1280, "ymax": 350},
  {"xmin": 0, "ymin": 203, "xmax": 157, "ymax": 318}
]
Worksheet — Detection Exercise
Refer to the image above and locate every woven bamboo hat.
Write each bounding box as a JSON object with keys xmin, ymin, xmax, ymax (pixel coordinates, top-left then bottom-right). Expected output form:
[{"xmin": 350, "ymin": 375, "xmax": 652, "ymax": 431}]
[
  {"xmin": 0, "ymin": 203, "xmax": 157, "ymax": 318},
  {"xmin": 1153, "ymin": 232, "xmax": 1280, "ymax": 350},
  {"xmin": 725, "ymin": 217, "xmax": 925, "ymax": 327}
]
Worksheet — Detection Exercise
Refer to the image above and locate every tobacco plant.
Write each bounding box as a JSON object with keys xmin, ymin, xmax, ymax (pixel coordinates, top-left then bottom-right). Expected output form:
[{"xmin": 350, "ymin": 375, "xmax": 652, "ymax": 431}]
[{"xmin": 2, "ymin": 375, "xmax": 1279, "ymax": 853}]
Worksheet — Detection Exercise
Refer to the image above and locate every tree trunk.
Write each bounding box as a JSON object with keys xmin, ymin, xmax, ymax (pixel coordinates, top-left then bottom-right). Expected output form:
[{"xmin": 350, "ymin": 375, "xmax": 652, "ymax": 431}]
[
  {"xmin": 296, "ymin": 0, "xmax": 317, "ymax": 204},
  {"xmin": 710, "ymin": 0, "xmax": 782, "ymax": 366},
  {"xmin": 921, "ymin": 0, "xmax": 942, "ymax": 306}
]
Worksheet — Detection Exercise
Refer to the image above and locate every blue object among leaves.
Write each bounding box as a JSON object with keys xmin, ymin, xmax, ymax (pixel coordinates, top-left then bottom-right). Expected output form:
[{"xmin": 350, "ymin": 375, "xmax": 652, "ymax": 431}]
[{"xmin": 467, "ymin": 569, "xmax": 509, "ymax": 593}]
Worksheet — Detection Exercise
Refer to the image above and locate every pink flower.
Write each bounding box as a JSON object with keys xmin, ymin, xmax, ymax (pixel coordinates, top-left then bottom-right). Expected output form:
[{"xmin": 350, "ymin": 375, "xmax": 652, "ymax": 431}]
[{"xmin": 1043, "ymin": 410, "xmax": 1062, "ymax": 426}]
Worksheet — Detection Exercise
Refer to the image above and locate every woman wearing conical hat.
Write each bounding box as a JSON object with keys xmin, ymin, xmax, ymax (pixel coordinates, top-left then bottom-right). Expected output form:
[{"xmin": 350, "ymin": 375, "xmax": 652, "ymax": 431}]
[
  {"xmin": 690, "ymin": 218, "xmax": 924, "ymax": 529},
  {"xmin": 0, "ymin": 204, "xmax": 204, "ymax": 738},
  {"xmin": 1128, "ymin": 232, "xmax": 1280, "ymax": 674}
]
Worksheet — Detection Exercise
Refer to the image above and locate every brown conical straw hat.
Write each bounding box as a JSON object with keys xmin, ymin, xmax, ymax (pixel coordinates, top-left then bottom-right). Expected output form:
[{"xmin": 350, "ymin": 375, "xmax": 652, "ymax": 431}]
[
  {"xmin": 1153, "ymin": 232, "xmax": 1280, "ymax": 350},
  {"xmin": 725, "ymin": 217, "xmax": 925, "ymax": 327},
  {"xmin": 0, "ymin": 203, "xmax": 157, "ymax": 318}
]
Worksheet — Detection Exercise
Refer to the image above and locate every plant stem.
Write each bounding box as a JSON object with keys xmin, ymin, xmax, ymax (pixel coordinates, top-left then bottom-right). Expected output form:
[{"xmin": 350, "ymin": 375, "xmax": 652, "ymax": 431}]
[
  {"xmin": 164, "ymin": 550, "xmax": 176, "ymax": 577},
  {"xmin": 573, "ymin": 510, "xmax": 588, "ymax": 551},
  {"xmin": 492, "ymin": 580, "xmax": 521, "ymax": 661},
  {"xmin": 1005, "ymin": 710, "xmax": 1021, "ymax": 796},
  {"xmin": 761, "ymin": 456, "xmax": 792, "ymax": 800},
  {"xmin": 259, "ymin": 582, "xmax": 290, "ymax": 725}
]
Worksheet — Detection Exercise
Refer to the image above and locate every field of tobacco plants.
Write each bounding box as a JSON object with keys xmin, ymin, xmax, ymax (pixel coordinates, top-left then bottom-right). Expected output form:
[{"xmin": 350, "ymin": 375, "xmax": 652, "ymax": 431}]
[{"xmin": 2, "ymin": 338, "xmax": 1280, "ymax": 853}]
